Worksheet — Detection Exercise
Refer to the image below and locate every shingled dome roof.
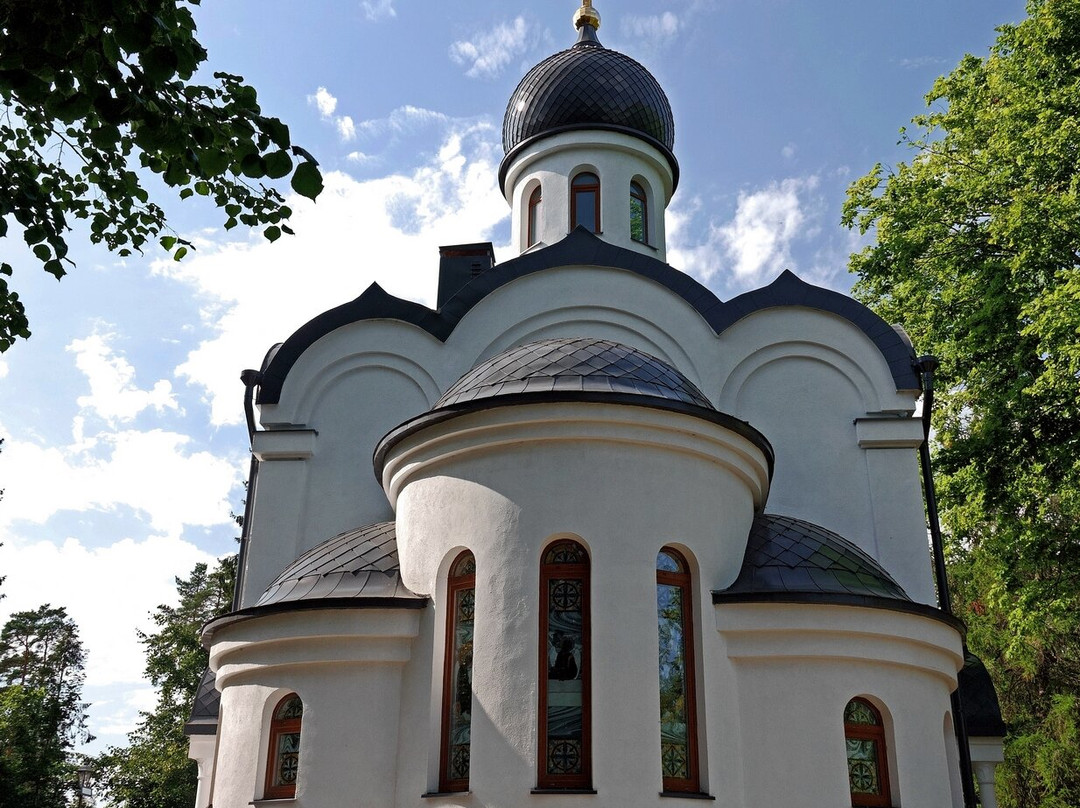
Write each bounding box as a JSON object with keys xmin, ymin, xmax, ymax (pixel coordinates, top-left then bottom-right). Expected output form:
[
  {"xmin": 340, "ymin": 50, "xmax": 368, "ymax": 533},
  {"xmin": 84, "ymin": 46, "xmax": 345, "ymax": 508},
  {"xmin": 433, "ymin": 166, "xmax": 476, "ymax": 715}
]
[
  {"xmin": 256, "ymin": 522, "xmax": 421, "ymax": 607},
  {"xmin": 501, "ymin": 23, "xmax": 675, "ymax": 171},
  {"xmin": 716, "ymin": 514, "xmax": 911, "ymax": 602},
  {"xmin": 435, "ymin": 338, "xmax": 713, "ymax": 410}
]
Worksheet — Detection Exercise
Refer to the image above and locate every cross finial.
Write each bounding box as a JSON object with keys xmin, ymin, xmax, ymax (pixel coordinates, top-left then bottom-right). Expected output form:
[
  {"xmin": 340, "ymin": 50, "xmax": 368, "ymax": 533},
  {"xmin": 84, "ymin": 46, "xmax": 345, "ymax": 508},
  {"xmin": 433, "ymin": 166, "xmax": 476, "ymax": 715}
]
[{"xmin": 573, "ymin": 0, "xmax": 601, "ymax": 31}]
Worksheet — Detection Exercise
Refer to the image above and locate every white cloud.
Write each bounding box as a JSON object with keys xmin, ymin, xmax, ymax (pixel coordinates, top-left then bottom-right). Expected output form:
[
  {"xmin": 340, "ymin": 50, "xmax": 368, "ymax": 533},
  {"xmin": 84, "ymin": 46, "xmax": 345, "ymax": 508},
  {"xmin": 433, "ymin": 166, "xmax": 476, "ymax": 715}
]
[
  {"xmin": 450, "ymin": 17, "xmax": 530, "ymax": 79},
  {"xmin": 0, "ymin": 426, "xmax": 240, "ymax": 534},
  {"xmin": 336, "ymin": 115, "xmax": 356, "ymax": 141},
  {"xmin": 346, "ymin": 150, "xmax": 376, "ymax": 165},
  {"xmin": 0, "ymin": 357, "xmax": 8, "ymax": 379},
  {"xmin": 355, "ymin": 105, "xmax": 449, "ymax": 139},
  {"xmin": 67, "ymin": 333, "xmax": 179, "ymax": 423},
  {"xmin": 360, "ymin": 0, "xmax": 395, "ymax": 22},
  {"xmin": 163, "ymin": 124, "xmax": 510, "ymax": 426},
  {"xmin": 621, "ymin": 11, "xmax": 680, "ymax": 43},
  {"xmin": 781, "ymin": 143, "xmax": 797, "ymax": 160},
  {"xmin": 308, "ymin": 86, "xmax": 337, "ymax": 118}
]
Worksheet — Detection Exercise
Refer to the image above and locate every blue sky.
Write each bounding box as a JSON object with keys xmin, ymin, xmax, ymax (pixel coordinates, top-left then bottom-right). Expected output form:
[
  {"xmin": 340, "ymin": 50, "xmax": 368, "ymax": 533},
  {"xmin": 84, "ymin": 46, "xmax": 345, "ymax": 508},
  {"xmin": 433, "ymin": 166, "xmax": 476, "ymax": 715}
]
[{"xmin": 0, "ymin": 0, "xmax": 1026, "ymax": 753}]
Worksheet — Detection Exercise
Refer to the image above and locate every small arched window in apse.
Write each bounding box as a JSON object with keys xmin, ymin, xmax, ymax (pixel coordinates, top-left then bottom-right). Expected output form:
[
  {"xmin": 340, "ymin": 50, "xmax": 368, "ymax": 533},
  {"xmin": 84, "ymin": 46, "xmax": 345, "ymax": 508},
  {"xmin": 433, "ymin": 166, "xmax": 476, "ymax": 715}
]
[
  {"xmin": 440, "ymin": 550, "xmax": 476, "ymax": 792},
  {"xmin": 571, "ymin": 172, "xmax": 601, "ymax": 233},
  {"xmin": 657, "ymin": 547, "xmax": 699, "ymax": 793},
  {"xmin": 844, "ymin": 697, "xmax": 891, "ymax": 807},
  {"xmin": 630, "ymin": 181, "xmax": 648, "ymax": 244},
  {"xmin": 264, "ymin": 693, "xmax": 303, "ymax": 799},
  {"xmin": 528, "ymin": 185, "xmax": 543, "ymax": 247}
]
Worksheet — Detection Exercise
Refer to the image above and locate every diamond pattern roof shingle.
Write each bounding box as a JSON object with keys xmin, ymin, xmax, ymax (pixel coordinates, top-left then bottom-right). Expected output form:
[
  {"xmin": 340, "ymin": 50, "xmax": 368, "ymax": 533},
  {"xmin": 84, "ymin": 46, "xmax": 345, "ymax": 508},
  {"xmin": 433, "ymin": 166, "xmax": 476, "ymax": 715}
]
[
  {"xmin": 719, "ymin": 514, "xmax": 910, "ymax": 601},
  {"xmin": 183, "ymin": 667, "xmax": 220, "ymax": 736},
  {"xmin": 959, "ymin": 653, "xmax": 1008, "ymax": 736},
  {"xmin": 502, "ymin": 26, "xmax": 674, "ymax": 156},
  {"xmin": 435, "ymin": 338, "xmax": 714, "ymax": 411},
  {"xmin": 256, "ymin": 522, "xmax": 422, "ymax": 607}
]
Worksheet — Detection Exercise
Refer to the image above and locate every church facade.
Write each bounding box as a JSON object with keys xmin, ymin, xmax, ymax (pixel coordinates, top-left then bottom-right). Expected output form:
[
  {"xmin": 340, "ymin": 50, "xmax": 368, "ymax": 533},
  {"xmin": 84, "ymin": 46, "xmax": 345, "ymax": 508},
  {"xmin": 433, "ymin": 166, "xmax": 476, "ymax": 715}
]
[{"xmin": 186, "ymin": 4, "xmax": 1005, "ymax": 806}]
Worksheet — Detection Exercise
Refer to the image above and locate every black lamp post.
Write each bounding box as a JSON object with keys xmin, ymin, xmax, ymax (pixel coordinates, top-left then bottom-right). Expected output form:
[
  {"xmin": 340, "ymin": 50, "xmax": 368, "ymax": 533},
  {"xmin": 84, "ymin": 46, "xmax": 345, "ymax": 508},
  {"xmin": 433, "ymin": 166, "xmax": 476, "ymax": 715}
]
[{"xmin": 76, "ymin": 764, "xmax": 94, "ymax": 807}]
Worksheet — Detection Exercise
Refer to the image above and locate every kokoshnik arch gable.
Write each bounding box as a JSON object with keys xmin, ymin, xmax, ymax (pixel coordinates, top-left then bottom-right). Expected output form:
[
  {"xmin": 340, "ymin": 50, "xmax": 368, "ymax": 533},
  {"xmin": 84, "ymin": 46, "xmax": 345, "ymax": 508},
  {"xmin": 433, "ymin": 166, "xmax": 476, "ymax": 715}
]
[{"xmin": 185, "ymin": 4, "xmax": 1007, "ymax": 806}]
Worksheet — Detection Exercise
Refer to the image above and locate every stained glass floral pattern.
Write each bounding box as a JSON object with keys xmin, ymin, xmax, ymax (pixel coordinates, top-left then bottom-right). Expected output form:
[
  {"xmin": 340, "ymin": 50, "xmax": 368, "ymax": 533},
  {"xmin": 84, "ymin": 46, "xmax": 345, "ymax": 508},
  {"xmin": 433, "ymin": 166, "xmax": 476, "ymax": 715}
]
[
  {"xmin": 441, "ymin": 551, "xmax": 475, "ymax": 791},
  {"xmin": 843, "ymin": 698, "xmax": 890, "ymax": 806},
  {"xmin": 265, "ymin": 693, "xmax": 303, "ymax": 799},
  {"xmin": 657, "ymin": 549, "xmax": 698, "ymax": 792}
]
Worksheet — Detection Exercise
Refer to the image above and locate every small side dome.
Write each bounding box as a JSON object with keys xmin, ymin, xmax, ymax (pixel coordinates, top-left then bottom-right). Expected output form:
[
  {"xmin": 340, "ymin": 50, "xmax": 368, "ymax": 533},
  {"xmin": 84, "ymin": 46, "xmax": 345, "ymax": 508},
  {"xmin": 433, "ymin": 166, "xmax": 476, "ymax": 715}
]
[
  {"xmin": 436, "ymin": 338, "xmax": 713, "ymax": 410},
  {"xmin": 717, "ymin": 514, "xmax": 910, "ymax": 602},
  {"xmin": 256, "ymin": 522, "xmax": 422, "ymax": 606},
  {"xmin": 501, "ymin": 23, "xmax": 675, "ymax": 169}
]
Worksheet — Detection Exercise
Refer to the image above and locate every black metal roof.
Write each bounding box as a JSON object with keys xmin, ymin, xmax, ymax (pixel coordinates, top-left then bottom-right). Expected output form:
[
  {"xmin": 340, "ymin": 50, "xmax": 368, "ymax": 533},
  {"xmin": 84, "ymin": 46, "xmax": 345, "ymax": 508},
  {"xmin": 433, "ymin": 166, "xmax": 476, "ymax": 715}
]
[
  {"xmin": 256, "ymin": 522, "xmax": 422, "ymax": 607},
  {"xmin": 500, "ymin": 24, "xmax": 676, "ymax": 189},
  {"xmin": 959, "ymin": 652, "xmax": 1008, "ymax": 737},
  {"xmin": 255, "ymin": 229, "xmax": 921, "ymax": 406},
  {"xmin": 183, "ymin": 667, "xmax": 220, "ymax": 736},
  {"xmin": 716, "ymin": 513, "xmax": 910, "ymax": 601},
  {"xmin": 436, "ymin": 338, "xmax": 714, "ymax": 410}
]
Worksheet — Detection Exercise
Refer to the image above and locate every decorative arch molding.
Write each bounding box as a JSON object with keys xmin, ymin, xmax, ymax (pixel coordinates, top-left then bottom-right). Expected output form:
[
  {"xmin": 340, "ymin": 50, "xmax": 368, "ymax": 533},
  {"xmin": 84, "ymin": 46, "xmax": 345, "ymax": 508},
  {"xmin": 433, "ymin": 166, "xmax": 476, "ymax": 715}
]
[
  {"xmin": 287, "ymin": 351, "xmax": 441, "ymax": 424},
  {"xmin": 256, "ymin": 232, "xmax": 919, "ymax": 405},
  {"xmin": 718, "ymin": 341, "xmax": 885, "ymax": 415}
]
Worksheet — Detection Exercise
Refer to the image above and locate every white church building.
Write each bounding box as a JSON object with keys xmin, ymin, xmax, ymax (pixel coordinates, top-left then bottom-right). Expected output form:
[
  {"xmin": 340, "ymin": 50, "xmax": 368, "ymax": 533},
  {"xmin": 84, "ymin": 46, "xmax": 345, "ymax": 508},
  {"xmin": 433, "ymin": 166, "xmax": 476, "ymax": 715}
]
[{"xmin": 186, "ymin": 4, "xmax": 1006, "ymax": 806}]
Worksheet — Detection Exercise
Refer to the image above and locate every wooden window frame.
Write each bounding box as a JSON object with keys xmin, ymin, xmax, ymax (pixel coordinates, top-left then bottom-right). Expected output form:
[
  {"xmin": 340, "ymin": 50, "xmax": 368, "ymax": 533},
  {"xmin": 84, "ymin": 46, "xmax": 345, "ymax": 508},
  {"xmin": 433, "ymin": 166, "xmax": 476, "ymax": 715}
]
[
  {"xmin": 570, "ymin": 172, "xmax": 601, "ymax": 234},
  {"xmin": 537, "ymin": 540, "xmax": 591, "ymax": 790},
  {"xmin": 630, "ymin": 181, "xmax": 649, "ymax": 244},
  {"xmin": 844, "ymin": 697, "xmax": 891, "ymax": 808},
  {"xmin": 528, "ymin": 185, "xmax": 543, "ymax": 247},
  {"xmin": 439, "ymin": 551, "xmax": 476, "ymax": 792},
  {"xmin": 656, "ymin": 548, "xmax": 700, "ymax": 794},
  {"xmin": 264, "ymin": 693, "xmax": 302, "ymax": 800}
]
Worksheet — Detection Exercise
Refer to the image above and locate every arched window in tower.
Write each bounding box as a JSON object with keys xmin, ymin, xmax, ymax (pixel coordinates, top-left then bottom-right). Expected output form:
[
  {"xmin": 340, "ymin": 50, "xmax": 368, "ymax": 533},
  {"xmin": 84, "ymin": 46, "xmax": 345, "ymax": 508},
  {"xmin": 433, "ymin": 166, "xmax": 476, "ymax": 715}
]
[
  {"xmin": 570, "ymin": 172, "xmax": 601, "ymax": 233},
  {"xmin": 630, "ymin": 181, "xmax": 648, "ymax": 244},
  {"xmin": 440, "ymin": 550, "xmax": 476, "ymax": 792},
  {"xmin": 657, "ymin": 548, "xmax": 699, "ymax": 793},
  {"xmin": 538, "ymin": 539, "xmax": 591, "ymax": 789},
  {"xmin": 528, "ymin": 185, "xmax": 543, "ymax": 247},
  {"xmin": 844, "ymin": 697, "xmax": 891, "ymax": 807},
  {"xmin": 264, "ymin": 693, "xmax": 303, "ymax": 800}
]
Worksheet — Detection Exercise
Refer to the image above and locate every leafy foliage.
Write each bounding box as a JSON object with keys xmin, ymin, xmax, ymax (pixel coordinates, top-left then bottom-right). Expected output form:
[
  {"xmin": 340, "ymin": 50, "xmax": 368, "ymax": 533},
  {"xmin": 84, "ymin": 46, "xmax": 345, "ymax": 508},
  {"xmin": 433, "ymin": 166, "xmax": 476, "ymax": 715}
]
[
  {"xmin": 96, "ymin": 556, "xmax": 235, "ymax": 808},
  {"xmin": 843, "ymin": 1, "xmax": 1080, "ymax": 804},
  {"xmin": 0, "ymin": 605, "xmax": 90, "ymax": 808},
  {"xmin": 0, "ymin": 0, "xmax": 324, "ymax": 350}
]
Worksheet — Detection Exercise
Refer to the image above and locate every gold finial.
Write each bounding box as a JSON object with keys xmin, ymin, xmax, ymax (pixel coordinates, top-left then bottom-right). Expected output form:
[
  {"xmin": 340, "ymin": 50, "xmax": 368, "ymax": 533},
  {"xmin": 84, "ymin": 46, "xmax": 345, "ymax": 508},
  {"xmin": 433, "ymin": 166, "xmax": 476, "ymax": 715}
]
[{"xmin": 573, "ymin": 0, "xmax": 601, "ymax": 31}]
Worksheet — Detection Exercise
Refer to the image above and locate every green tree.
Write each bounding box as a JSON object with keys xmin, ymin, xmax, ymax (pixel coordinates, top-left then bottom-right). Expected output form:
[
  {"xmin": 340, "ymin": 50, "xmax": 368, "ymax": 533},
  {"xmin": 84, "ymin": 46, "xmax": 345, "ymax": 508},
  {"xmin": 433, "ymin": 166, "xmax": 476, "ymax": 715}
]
[
  {"xmin": 0, "ymin": 605, "xmax": 90, "ymax": 808},
  {"xmin": 0, "ymin": 0, "xmax": 324, "ymax": 351},
  {"xmin": 97, "ymin": 555, "xmax": 235, "ymax": 808},
  {"xmin": 842, "ymin": 1, "xmax": 1080, "ymax": 805}
]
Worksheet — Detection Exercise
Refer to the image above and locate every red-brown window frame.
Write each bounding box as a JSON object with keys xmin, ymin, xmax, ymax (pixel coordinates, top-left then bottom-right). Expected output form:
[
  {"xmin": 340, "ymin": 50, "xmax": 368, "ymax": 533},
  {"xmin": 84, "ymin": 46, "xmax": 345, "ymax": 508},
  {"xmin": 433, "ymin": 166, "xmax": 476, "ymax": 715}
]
[
  {"xmin": 657, "ymin": 547, "xmax": 700, "ymax": 794},
  {"xmin": 264, "ymin": 693, "xmax": 302, "ymax": 800},
  {"xmin": 570, "ymin": 172, "xmax": 601, "ymax": 234},
  {"xmin": 630, "ymin": 180, "xmax": 649, "ymax": 244},
  {"xmin": 528, "ymin": 185, "xmax": 543, "ymax": 247},
  {"xmin": 439, "ymin": 551, "xmax": 476, "ymax": 792},
  {"xmin": 537, "ymin": 539, "xmax": 591, "ymax": 790},
  {"xmin": 844, "ymin": 697, "xmax": 891, "ymax": 808}
]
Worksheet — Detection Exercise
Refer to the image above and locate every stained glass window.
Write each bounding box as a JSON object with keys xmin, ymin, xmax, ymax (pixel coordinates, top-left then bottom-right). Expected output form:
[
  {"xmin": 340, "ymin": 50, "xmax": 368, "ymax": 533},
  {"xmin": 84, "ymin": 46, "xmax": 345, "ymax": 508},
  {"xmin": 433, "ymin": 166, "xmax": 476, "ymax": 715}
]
[
  {"xmin": 538, "ymin": 540, "xmax": 590, "ymax": 789},
  {"xmin": 657, "ymin": 548, "xmax": 699, "ymax": 793},
  {"xmin": 630, "ymin": 181, "xmax": 648, "ymax": 244},
  {"xmin": 528, "ymin": 186, "xmax": 542, "ymax": 247},
  {"xmin": 440, "ymin": 551, "xmax": 476, "ymax": 792},
  {"xmin": 264, "ymin": 693, "xmax": 303, "ymax": 799},
  {"xmin": 844, "ymin": 697, "xmax": 890, "ymax": 807},
  {"xmin": 571, "ymin": 173, "xmax": 600, "ymax": 233}
]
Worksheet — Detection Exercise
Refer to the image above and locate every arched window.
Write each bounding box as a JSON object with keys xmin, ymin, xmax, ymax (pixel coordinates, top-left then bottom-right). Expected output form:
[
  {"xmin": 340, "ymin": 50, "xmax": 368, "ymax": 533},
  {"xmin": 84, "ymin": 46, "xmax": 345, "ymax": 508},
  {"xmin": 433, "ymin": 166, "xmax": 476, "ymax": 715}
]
[
  {"xmin": 264, "ymin": 693, "xmax": 303, "ymax": 800},
  {"xmin": 570, "ymin": 172, "xmax": 600, "ymax": 233},
  {"xmin": 538, "ymin": 540, "xmax": 591, "ymax": 789},
  {"xmin": 844, "ymin": 698, "xmax": 891, "ymax": 807},
  {"xmin": 528, "ymin": 185, "xmax": 543, "ymax": 247},
  {"xmin": 630, "ymin": 181, "xmax": 648, "ymax": 244},
  {"xmin": 440, "ymin": 551, "xmax": 476, "ymax": 792},
  {"xmin": 657, "ymin": 548, "xmax": 699, "ymax": 793}
]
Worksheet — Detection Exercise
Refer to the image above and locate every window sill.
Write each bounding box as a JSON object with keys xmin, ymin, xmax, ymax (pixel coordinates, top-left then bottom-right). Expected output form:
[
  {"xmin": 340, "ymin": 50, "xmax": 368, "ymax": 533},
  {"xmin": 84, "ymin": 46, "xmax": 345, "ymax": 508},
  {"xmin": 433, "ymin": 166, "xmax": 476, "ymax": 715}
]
[
  {"xmin": 422, "ymin": 792, "xmax": 471, "ymax": 799},
  {"xmin": 530, "ymin": 788, "xmax": 598, "ymax": 795},
  {"xmin": 659, "ymin": 792, "xmax": 715, "ymax": 800},
  {"xmin": 250, "ymin": 799, "xmax": 296, "ymax": 806}
]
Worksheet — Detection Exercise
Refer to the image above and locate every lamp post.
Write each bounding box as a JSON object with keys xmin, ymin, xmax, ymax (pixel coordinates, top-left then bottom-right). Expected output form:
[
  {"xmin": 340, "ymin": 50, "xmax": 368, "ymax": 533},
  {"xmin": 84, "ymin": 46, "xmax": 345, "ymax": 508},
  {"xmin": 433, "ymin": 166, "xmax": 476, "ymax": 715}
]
[{"xmin": 76, "ymin": 764, "xmax": 94, "ymax": 807}]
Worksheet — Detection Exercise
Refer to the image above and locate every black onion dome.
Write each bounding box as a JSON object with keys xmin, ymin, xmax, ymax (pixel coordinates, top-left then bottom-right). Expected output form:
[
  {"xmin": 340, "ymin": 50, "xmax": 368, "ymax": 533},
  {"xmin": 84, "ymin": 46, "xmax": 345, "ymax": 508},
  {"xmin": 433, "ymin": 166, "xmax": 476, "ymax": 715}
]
[
  {"xmin": 501, "ymin": 24, "xmax": 675, "ymax": 165},
  {"xmin": 436, "ymin": 338, "xmax": 713, "ymax": 410},
  {"xmin": 717, "ymin": 514, "xmax": 911, "ymax": 602},
  {"xmin": 256, "ymin": 522, "xmax": 422, "ymax": 606}
]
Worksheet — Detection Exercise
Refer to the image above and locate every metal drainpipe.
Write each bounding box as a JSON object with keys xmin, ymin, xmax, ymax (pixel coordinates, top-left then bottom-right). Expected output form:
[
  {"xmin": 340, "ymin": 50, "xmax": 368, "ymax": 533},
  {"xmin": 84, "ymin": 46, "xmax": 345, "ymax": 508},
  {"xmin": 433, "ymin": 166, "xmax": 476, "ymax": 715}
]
[
  {"xmin": 916, "ymin": 355, "xmax": 977, "ymax": 807},
  {"xmin": 232, "ymin": 369, "xmax": 263, "ymax": 612}
]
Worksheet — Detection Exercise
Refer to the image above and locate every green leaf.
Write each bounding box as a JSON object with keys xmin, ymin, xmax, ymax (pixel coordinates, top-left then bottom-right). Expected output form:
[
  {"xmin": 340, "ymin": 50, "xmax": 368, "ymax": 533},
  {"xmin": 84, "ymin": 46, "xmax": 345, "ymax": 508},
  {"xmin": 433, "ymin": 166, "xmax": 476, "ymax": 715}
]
[
  {"xmin": 290, "ymin": 161, "xmax": 323, "ymax": 200},
  {"xmin": 240, "ymin": 153, "xmax": 265, "ymax": 179},
  {"xmin": 32, "ymin": 244, "xmax": 51, "ymax": 261},
  {"xmin": 262, "ymin": 117, "xmax": 291, "ymax": 149},
  {"xmin": 194, "ymin": 181, "xmax": 210, "ymax": 196},
  {"xmin": 264, "ymin": 150, "xmax": 292, "ymax": 179},
  {"xmin": 173, "ymin": 246, "xmax": 188, "ymax": 261},
  {"xmin": 264, "ymin": 225, "xmax": 281, "ymax": 242},
  {"xmin": 160, "ymin": 236, "xmax": 177, "ymax": 250}
]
